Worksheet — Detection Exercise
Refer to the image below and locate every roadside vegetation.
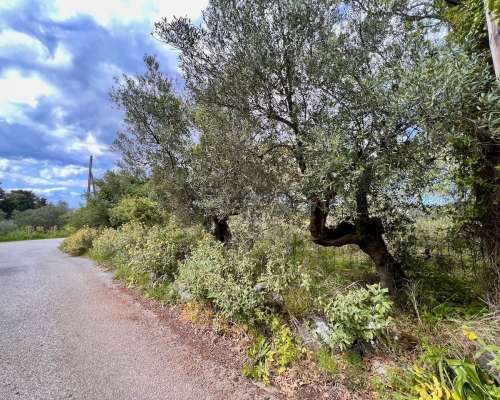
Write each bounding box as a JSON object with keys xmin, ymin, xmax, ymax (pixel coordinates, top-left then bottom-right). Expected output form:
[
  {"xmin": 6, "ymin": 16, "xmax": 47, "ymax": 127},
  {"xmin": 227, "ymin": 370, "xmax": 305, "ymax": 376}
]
[{"xmin": 61, "ymin": 0, "xmax": 499, "ymax": 398}]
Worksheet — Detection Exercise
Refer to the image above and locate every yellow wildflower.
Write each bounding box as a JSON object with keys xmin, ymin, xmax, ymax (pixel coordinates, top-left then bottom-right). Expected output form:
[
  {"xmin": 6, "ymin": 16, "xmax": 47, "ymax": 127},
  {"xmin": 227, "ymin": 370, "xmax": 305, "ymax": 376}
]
[{"xmin": 463, "ymin": 329, "xmax": 478, "ymax": 341}]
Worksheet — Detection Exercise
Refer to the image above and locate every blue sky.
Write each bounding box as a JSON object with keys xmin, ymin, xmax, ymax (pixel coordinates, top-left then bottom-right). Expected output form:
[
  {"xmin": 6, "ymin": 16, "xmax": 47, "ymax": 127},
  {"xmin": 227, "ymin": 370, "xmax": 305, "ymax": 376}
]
[{"xmin": 0, "ymin": 0, "xmax": 207, "ymax": 207}]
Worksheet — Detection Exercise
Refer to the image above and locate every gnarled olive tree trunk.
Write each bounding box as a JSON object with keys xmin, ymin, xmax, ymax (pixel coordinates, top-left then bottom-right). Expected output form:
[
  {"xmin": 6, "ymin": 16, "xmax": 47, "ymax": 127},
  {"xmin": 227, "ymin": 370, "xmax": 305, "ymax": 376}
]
[
  {"xmin": 308, "ymin": 168, "xmax": 406, "ymax": 294},
  {"xmin": 211, "ymin": 216, "xmax": 232, "ymax": 243},
  {"xmin": 308, "ymin": 198, "xmax": 405, "ymax": 294}
]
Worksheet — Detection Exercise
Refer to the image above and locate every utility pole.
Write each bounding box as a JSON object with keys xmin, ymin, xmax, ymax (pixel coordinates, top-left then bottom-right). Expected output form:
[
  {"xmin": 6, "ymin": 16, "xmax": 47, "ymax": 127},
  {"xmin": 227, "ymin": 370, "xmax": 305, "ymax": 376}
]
[
  {"xmin": 485, "ymin": 3, "xmax": 500, "ymax": 77},
  {"xmin": 87, "ymin": 155, "xmax": 94, "ymax": 201}
]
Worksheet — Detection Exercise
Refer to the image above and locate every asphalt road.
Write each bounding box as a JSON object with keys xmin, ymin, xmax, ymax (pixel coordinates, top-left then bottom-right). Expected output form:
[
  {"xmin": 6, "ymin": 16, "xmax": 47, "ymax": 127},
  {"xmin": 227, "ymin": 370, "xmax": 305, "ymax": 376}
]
[{"xmin": 0, "ymin": 239, "xmax": 274, "ymax": 400}]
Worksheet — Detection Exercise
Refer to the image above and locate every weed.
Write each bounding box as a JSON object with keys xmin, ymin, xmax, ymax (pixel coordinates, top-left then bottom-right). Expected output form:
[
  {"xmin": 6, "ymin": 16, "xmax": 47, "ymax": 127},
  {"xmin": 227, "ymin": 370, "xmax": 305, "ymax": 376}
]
[
  {"xmin": 242, "ymin": 316, "xmax": 303, "ymax": 385},
  {"xmin": 316, "ymin": 347, "xmax": 339, "ymax": 378}
]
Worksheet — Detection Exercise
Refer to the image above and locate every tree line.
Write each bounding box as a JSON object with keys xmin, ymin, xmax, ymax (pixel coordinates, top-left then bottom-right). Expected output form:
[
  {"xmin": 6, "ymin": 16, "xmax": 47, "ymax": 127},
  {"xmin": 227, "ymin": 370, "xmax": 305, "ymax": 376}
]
[{"xmin": 0, "ymin": 186, "xmax": 69, "ymax": 233}]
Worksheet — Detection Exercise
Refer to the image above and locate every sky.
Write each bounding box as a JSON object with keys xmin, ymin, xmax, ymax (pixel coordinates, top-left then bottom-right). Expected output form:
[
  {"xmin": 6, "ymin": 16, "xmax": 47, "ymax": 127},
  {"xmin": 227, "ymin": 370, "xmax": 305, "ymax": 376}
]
[{"xmin": 0, "ymin": 0, "xmax": 207, "ymax": 207}]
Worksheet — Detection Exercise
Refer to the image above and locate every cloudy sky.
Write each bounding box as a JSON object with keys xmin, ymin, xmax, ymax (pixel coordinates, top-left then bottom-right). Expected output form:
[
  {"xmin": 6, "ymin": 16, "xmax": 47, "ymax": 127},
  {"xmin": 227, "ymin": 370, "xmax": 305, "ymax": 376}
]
[{"xmin": 0, "ymin": 0, "xmax": 207, "ymax": 207}]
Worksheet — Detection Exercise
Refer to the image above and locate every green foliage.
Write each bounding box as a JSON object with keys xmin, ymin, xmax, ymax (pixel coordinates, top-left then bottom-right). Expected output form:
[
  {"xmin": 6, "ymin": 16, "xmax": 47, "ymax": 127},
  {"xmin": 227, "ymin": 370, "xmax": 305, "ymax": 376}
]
[
  {"xmin": 88, "ymin": 227, "xmax": 124, "ymax": 263},
  {"xmin": 94, "ymin": 170, "xmax": 147, "ymax": 205},
  {"xmin": 443, "ymin": 0, "xmax": 487, "ymax": 51},
  {"xmin": 67, "ymin": 198, "xmax": 110, "ymax": 229},
  {"xmin": 127, "ymin": 222, "xmax": 201, "ymax": 281},
  {"xmin": 403, "ymin": 258, "xmax": 486, "ymax": 323},
  {"xmin": 0, "ymin": 220, "xmax": 17, "ymax": 235},
  {"xmin": 177, "ymin": 237, "xmax": 266, "ymax": 322},
  {"xmin": 144, "ymin": 281, "xmax": 179, "ymax": 304},
  {"xmin": 404, "ymin": 344, "xmax": 500, "ymax": 400},
  {"xmin": 66, "ymin": 171, "xmax": 150, "ymax": 230},
  {"xmin": 95, "ymin": 222, "xmax": 148, "ymax": 266},
  {"xmin": 0, "ymin": 227, "xmax": 71, "ymax": 242},
  {"xmin": 59, "ymin": 226, "xmax": 99, "ymax": 256},
  {"xmin": 12, "ymin": 202, "xmax": 69, "ymax": 229},
  {"xmin": 324, "ymin": 284, "xmax": 393, "ymax": 351},
  {"xmin": 242, "ymin": 317, "xmax": 302, "ymax": 385},
  {"xmin": 109, "ymin": 196, "xmax": 164, "ymax": 226},
  {"xmin": 269, "ymin": 317, "xmax": 302, "ymax": 373},
  {"xmin": 90, "ymin": 221, "xmax": 200, "ymax": 304},
  {"xmin": 242, "ymin": 335, "xmax": 272, "ymax": 385},
  {"xmin": 316, "ymin": 347, "xmax": 339, "ymax": 378},
  {"xmin": 0, "ymin": 189, "xmax": 46, "ymax": 218},
  {"xmin": 115, "ymin": 263, "xmax": 150, "ymax": 288},
  {"xmin": 490, "ymin": 0, "xmax": 500, "ymax": 23}
]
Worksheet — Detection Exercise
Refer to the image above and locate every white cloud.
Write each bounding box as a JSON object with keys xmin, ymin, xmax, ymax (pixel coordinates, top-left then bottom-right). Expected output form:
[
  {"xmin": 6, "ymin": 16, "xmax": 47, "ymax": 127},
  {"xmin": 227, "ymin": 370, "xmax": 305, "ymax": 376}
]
[
  {"xmin": 65, "ymin": 132, "xmax": 108, "ymax": 156},
  {"xmin": 0, "ymin": 0, "xmax": 24, "ymax": 12},
  {"xmin": 48, "ymin": 0, "xmax": 208, "ymax": 27},
  {"xmin": 7, "ymin": 186, "xmax": 68, "ymax": 194},
  {"xmin": 0, "ymin": 69, "xmax": 57, "ymax": 107},
  {"xmin": 40, "ymin": 165, "xmax": 87, "ymax": 179},
  {"xmin": 0, "ymin": 69, "xmax": 59, "ymax": 123},
  {"xmin": 44, "ymin": 44, "xmax": 73, "ymax": 67},
  {"xmin": 0, "ymin": 158, "xmax": 8, "ymax": 171},
  {"xmin": 0, "ymin": 29, "xmax": 47, "ymax": 58},
  {"xmin": 0, "ymin": 158, "xmax": 88, "ymax": 188},
  {"xmin": 0, "ymin": 29, "xmax": 73, "ymax": 67}
]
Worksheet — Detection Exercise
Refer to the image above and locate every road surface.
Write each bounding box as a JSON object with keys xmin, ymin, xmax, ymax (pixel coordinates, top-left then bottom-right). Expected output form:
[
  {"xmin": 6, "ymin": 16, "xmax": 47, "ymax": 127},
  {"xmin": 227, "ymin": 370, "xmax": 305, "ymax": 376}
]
[{"xmin": 0, "ymin": 239, "xmax": 275, "ymax": 400}]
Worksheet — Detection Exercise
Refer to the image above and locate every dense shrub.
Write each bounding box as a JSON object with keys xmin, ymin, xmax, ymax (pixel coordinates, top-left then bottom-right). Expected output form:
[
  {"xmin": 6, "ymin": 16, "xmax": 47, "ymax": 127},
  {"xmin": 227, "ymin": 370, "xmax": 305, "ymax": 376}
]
[
  {"xmin": 59, "ymin": 227, "xmax": 99, "ymax": 256},
  {"xmin": 177, "ymin": 237, "xmax": 266, "ymax": 322},
  {"xmin": 109, "ymin": 196, "xmax": 164, "ymax": 227},
  {"xmin": 90, "ymin": 222, "xmax": 147, "ymax": 265},
  {"xmin": 66, "ymin": 199, "xmax": 110, "ymax": 228},
  {"xmin": 127, "ymin": 222, "xmax": 202, "ymax": 280},
  {"xmin": 89, "ymin": 227, "xmax": 123, "ymax": 262},
  {"xmin": 323, "ymin": 284, "xmax": 392, "ymax": 351}
]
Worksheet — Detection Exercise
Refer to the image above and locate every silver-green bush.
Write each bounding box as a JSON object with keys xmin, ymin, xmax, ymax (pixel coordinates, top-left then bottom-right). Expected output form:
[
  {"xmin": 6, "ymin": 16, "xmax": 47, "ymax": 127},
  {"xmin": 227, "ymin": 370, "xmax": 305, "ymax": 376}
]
[
  {"xmin": 323, "ymin": 284, "xmax": 393, "ymax": 351},
  {"xmin": 176, "ymin": 237, "xmax": 266, "ymax": 322},
  {"xmin": 127, "ymin": 222, "xmax": 202, "ymax": 280}
]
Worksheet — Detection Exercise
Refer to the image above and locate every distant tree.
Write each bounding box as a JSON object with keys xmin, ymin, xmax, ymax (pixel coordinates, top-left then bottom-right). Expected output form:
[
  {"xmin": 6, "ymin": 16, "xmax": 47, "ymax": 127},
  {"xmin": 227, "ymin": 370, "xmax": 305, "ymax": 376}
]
[
  {"xmin": 94, "ymin": 170, "xmax": 146, "ymax": 206},
  {"xmin": 66, "ymin": 170, "xmax": 151, "ymax": 229},
  {"xmin": 13, "ymin": 202, "xmax": 69, "ymax": 229},
  {"xmin": 0, "ymin": 190, "xmax": 46, "ymax": 218},
  {"xmin": 67, "ymin": 198, "xmax": 110, "ymax": 229}
]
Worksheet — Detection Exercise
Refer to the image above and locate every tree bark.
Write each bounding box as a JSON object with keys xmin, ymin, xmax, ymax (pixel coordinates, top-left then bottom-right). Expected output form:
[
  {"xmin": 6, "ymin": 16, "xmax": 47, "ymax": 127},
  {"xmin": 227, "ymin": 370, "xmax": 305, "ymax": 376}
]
[
  {"xmin": 357, "ymin": 218, "xmax": 406, "ymax": 293},
  {"xmin": 211, "ymin": 216, "xmax": 232, "ymax": 243}
]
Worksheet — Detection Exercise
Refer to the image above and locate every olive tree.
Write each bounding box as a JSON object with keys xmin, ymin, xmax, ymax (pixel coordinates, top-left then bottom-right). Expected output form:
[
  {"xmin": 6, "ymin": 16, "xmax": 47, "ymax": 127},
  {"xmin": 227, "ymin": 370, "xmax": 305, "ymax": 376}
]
[
  {"xmin": 190, "ymin": 106, "xmax": 294, "ymax": 241},
  {"xmin": 111, "ymin": 56, "xmax": 284, "ymax": 242},
  {"xmin": 156, "ymin": 0, "xmax": 486, "ymax": 292}
]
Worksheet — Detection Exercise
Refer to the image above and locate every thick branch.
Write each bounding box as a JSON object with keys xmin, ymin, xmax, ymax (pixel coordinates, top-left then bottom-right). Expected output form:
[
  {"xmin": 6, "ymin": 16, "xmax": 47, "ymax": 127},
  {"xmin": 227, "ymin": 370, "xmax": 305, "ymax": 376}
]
[{"xmin": 309, "ymin": 199, "xmax": 360, "ymax": 247}]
